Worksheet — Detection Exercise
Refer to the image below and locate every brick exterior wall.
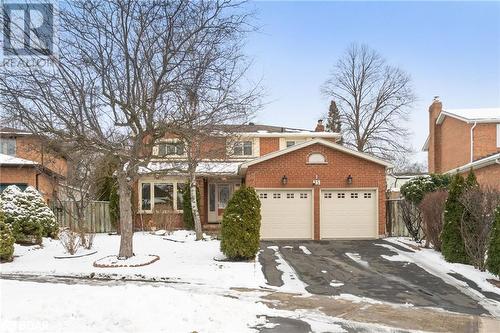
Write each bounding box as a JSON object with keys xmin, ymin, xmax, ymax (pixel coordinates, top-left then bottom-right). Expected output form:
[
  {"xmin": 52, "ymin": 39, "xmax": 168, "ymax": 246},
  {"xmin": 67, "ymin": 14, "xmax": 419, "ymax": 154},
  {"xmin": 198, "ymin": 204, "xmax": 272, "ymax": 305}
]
[
  {"xmin": 15, "ymin": 136, "xmax": 68, "ymax": 176},
  {"xmin": 460, "ymin": 164, "xmax": 500, "ymax": 190},
  {"xmin": 439, "ymin": 116, "xmax": 471, "ymax": 172},
  {"xmin": 244, "ymin": 143, "xmax": 387, "ymax": 239},
  {"xmin": 259, "ymin": 137, "xmax": 280, "ymax": 156},
  {"xmin": 428, "ymin": 101, "xmax": 499, "ymax": 174},
  {"xmin": 0, "ymin": 166, "xmax": 58, "ymax": 202},
  {"xmin": 473, "ymin": 124, "xmax": 500, "ymax": 160}
]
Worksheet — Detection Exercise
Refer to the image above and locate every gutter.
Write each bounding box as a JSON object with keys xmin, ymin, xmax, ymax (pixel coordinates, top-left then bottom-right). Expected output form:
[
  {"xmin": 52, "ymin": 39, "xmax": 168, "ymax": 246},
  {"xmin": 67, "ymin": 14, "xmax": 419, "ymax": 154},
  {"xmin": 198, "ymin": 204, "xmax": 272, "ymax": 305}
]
[
  {"xmin": 470, "ymin": 121, "xmax": 477, "ymax": 163},
  {"xmin": 445, "ymin": 153, "xmax": 500, "ymax": 175}
]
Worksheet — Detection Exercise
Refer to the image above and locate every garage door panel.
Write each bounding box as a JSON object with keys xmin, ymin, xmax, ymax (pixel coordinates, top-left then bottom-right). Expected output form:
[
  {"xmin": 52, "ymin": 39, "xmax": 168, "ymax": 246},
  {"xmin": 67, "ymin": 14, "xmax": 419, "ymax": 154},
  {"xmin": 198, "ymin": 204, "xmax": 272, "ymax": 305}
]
[
  {"xmin": 321, "ymin": 190, "xmax": 377, "ymax": 239},
  {"xmin": 258, "ymin": 190, "xmax": 312, "ymax": 239}
]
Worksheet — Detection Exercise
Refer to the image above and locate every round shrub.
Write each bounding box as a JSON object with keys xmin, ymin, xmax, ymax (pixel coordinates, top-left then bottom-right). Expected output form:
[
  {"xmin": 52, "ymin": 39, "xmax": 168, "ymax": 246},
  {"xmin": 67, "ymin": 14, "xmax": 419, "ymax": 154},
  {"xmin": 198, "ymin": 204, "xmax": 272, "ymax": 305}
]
[
  {"xmin": 220, "ymin": 186, "xmax": 261, "ymax": 260},
  {"xmin": 487, "ymin": 207, "xmax": 500, "ymax": 276},
  {"xmin": 24, "ymin": 187, "xmax": 59, "ymax": 238},
  {"xmin": 401, "ymin": 174, "xmax": 451, "ymax": 205},
  {"xmin": 1, "ymin": 185, "xmax": 44, "ymax": 245},
  {"xmin": 0, "ymin": 210, "xmax": 15, "ymax": 262}
]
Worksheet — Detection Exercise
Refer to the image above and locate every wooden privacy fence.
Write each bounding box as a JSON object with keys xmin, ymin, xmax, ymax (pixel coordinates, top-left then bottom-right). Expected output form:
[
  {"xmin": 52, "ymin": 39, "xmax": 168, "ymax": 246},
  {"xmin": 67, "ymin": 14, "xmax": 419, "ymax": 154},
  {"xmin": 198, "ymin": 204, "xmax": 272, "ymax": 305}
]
[
  {"xmin": 386, "ymin": 199, "xmax": 411, "ymax": 237},
  {"xmin": 53, "ymin": 201, "xmax": 115, "ymax": 233}
]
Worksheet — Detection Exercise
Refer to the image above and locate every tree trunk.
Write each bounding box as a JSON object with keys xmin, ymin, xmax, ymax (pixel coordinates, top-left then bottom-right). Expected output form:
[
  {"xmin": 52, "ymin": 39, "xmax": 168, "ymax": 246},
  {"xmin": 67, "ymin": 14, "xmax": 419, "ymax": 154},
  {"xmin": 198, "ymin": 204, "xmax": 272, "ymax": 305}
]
[
  {"xmin": 190, "ymin": 172, "xmax": 203, "ymax": 241},
  {"xmin": 117, "ymin": 173, "xmax": 134, "ymax": 258}
]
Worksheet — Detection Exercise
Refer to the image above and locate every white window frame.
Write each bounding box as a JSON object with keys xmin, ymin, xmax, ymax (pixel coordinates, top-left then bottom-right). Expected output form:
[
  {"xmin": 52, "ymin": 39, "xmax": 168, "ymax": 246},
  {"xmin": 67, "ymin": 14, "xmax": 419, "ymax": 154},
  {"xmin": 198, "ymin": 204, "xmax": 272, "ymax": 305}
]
[
  {"xmin": 232, "ymin": 140, "xmax": 253, "ymax": 156},
  {"xmin": 139, "ymin": 180, "xmax": 187, "ymax": 213},
  {"xmin": 0, "ymin": 138, "xmax": 16, "ymax": 156},
  {"xmin": 497, "ymin": 124, "xmax": 500, "ymax": 148},
  {"xmin": 155, "ymin": 139, "xmax": 186, "ymax": 157}
]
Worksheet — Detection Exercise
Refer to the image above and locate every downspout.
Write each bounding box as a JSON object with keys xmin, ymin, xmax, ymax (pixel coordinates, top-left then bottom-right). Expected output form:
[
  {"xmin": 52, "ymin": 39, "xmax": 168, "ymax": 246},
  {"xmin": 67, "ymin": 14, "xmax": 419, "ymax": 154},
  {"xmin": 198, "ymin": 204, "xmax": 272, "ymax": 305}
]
[{"xmin": 470, "ymin": 122, "xmax": 477, "ymax": 163}]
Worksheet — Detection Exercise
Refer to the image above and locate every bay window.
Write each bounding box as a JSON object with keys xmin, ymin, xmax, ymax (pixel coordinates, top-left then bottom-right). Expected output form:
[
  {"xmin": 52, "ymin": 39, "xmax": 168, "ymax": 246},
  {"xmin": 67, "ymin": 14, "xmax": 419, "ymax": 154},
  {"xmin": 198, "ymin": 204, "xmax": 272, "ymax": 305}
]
[{"xmin": 140, "ymin": 180, "xmax": 186, "ymax": 212}]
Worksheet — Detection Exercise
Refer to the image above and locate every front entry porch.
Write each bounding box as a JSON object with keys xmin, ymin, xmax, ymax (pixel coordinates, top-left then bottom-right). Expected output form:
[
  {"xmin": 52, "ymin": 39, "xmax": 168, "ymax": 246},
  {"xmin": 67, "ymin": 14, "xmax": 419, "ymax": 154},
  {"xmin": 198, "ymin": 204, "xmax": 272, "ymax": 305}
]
[{"xmin": 206, "ymin": 177, "xmax": 242, "ymax": 224}]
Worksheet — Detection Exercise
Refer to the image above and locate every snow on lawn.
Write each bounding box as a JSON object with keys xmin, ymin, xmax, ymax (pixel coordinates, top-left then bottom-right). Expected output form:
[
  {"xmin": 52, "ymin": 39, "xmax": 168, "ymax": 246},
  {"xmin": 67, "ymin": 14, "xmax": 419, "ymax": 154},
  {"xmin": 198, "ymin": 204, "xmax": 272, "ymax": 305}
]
[
  {"xmin": 381, "ymin": 237, "xmax": 500, "ymax": 317},
  {"xmin": 1, "ymin": 231, "xmax": 266, "ymax": 290},
  {"xmin": 0, "ymin": 279, "xmax": 271, "ymax": 333}
]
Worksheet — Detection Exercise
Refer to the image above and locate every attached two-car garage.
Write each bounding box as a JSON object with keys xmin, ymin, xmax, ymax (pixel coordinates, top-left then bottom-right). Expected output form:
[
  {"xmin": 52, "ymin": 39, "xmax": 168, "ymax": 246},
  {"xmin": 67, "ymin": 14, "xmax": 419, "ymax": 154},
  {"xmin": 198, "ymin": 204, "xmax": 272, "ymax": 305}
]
[
  {"xmin": 257, "ymin": 189, "xmax": 377, "ymax": 240},
  {"xmin": 241, "ymin": 138, "xmax": 391, "ymax": 240}
]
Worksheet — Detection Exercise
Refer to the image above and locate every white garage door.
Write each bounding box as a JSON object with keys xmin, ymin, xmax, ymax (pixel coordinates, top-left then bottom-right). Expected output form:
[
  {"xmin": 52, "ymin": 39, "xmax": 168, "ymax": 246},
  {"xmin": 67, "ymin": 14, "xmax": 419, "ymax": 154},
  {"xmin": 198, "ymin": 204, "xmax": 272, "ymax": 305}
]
[
  {"xmin": 320, "ymin": 190, "xmax": 377, "ymax": 239},
  {"xmin": 257, "ymin": 189, "xmax": 313, "ymax": 239}
]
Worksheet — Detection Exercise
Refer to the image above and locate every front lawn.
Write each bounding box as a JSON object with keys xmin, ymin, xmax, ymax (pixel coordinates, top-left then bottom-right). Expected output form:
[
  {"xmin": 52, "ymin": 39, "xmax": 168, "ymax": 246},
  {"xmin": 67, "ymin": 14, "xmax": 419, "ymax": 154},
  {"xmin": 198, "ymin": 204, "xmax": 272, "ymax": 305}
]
[{"xmin": 1, "ymin": 231, "xmax": 266, "ymax": 290}]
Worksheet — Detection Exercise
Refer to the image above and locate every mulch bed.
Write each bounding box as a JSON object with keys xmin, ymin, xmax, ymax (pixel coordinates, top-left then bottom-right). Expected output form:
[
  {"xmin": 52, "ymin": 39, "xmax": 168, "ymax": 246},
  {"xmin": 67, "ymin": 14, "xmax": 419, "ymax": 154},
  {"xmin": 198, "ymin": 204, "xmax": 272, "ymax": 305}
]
[{"xmin": 487, "ymin": 278, "xmax": 500, "ymax": 288}]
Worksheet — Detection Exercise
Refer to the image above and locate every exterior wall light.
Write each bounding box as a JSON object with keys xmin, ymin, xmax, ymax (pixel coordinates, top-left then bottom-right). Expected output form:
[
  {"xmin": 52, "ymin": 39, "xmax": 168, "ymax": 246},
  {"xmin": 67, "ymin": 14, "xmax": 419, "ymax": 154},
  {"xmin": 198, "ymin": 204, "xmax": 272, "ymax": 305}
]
[
  {"xmin": 281, "ymin": 175, "xmax": 288, "ymax": 185},
  {"xmin": 347, "ymin": 175, "xmax": 353, "ymax": 184}
]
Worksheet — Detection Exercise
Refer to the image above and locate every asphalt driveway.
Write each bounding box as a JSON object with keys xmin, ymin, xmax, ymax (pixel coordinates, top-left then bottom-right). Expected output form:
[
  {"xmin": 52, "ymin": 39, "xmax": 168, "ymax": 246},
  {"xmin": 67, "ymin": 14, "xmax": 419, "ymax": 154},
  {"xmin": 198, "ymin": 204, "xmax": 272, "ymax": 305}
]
[{"xmin": 259, "ymin": 240, "xmax": 490, "ymax": 316}]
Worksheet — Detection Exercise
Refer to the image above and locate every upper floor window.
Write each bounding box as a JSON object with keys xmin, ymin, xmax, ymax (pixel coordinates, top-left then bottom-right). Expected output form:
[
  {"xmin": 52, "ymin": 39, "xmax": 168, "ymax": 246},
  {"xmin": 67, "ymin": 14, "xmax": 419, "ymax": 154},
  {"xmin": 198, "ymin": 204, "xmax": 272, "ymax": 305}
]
[
  {"xmin": 233, "ymin": 141, "xmax": 253, "ymax": 156},
  {"xmin": 0, "ymin": 138, "xmax": 16, "ymax": 156},
  {"xmin": 286, "ymin": 141, "xmax": 296, "ymax": 148},
  {"xmin": 158, "ymin": 141, "xmax": 185, "ymax": 156}
]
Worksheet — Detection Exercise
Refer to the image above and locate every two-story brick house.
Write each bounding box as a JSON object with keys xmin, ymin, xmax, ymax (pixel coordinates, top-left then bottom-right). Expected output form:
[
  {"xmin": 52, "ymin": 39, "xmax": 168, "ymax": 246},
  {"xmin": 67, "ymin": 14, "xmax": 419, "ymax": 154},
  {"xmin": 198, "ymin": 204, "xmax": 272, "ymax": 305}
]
[
  {"xmin": 423, "ymin": 98, "xmax": 500, "ymax": 189},
  {"xmin": 0, "ymin": 126, "xmax": 68, "ymax": 203},
  {"xmin": 135, "ymin": 121, "xmax": 392, "ymax": 240}
]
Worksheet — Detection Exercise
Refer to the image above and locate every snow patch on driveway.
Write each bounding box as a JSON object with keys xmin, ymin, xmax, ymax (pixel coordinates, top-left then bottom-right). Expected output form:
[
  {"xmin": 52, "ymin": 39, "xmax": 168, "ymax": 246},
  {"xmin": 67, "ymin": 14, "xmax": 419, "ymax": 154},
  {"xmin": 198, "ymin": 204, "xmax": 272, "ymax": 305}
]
[
  {"xmin": 299, "ymin": 245, "xmax": 312, "ymax": 255},
  {"xmin": 345, "ymin": 252, "xmax": 369, "ymax": 268},
  {"xmin": 267, "ymin": 246, "xmax": 309, "ymax": 294},
  {"xmin": 329, "ymin": 280, "xmax": 344, "ymax": 287},
  {"xmin": 380, "ymin": 238, "xmax": 500, "ymax": 317}
]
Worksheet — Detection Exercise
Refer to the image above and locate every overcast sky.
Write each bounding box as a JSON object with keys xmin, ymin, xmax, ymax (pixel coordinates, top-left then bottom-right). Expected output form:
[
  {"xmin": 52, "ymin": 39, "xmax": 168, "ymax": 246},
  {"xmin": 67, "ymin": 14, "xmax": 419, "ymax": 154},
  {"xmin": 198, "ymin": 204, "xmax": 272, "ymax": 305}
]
[{"xmin": 244, "ymin": 1, "xmax": 500, "ymax": 164}]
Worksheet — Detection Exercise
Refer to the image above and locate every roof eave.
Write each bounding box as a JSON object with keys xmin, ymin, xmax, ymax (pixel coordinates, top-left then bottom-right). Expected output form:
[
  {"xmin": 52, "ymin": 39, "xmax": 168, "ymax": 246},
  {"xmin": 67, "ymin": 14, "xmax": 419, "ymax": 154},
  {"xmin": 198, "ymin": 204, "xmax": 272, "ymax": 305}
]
[
  {"xmin": 239, "ymin": 138, "xmax": 392, "ymax": 175},
  {"xmin": 444, "ymin": 154, "xmax": 500, "ymax": 174}
]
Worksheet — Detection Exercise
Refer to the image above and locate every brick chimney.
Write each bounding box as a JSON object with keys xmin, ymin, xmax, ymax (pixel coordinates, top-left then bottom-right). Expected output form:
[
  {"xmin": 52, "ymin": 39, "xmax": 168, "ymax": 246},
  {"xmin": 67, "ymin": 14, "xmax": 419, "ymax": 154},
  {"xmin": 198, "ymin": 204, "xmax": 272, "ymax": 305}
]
[
  {"xmin": 315, "ymin": 119, "xmax": 325, "ymax": 132},
  {"xmin": 428, "ymin": 96, "xmax": 443, "ymax": 173}
]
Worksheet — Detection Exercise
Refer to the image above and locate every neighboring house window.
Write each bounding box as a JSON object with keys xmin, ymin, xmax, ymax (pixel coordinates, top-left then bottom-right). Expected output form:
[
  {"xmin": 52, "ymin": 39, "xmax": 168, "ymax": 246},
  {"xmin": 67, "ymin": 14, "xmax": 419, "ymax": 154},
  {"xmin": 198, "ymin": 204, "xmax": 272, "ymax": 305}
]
[
  {"xmin": 140, "ymin": 180, "xmax": 185, "ymax": 212},
  {"xmin": 497, "ymin": 124, "xmax": 500, "ymax": 148},
  {"xmin": 158, "ymin": 141, "xmax": 185, "ymax": 156},
  {"xmin": 233, "ymin": 141, "xmax": 253, "ymax": 156},
  {"xmin": 286, "ymin": 141, "xmax": 296, "ymax": 148},
  {"xmin": 0, "ymin": 138, "xmax": 16, "ymax": 156}
]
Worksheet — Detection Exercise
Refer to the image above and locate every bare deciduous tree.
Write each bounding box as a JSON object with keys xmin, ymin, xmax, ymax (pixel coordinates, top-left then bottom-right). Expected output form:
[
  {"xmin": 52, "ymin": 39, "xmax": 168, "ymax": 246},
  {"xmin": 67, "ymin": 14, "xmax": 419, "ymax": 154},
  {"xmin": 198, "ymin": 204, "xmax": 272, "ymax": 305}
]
[
  {"xmin": 0, "ymin": 0, "xmax": 255, "ymax": 258},
  {"xmin": 171, "ymin": 33, "xmax": 261, "ymax": 240},
  {"xmin": 322, "ymin": 44, "xmax": 416, "ymax": 161},
  {"xmin": 459, "ymin": 186, "xmax": 500, "ymax": 271}
]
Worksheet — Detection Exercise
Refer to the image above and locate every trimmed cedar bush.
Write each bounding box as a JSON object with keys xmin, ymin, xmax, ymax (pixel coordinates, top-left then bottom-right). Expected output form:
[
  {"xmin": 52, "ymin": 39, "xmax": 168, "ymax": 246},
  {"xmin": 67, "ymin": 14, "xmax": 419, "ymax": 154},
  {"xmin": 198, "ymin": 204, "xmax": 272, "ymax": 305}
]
[
  {"xmin": 0, "ymin": 204, "xmax": 15, "ymax": 262},
  {"xmin": 487, "ymin": 208, "xmax": 500, "ymax": 275},
  {"xmin": 220, "ymin": 186, "xmax": 261, "ymax": 260},
  {"xmin": 24, "ymin": 187, "xmax": 59, "ymax": 238},
  {"xmin": 182, "ymin": 183, "xmax": 200, "ymax": 230},
  {"xmin": 401, "ymin": 174, "xmax": 451, "ymax": 205},
  {"xmin": 441, "ymin": 172, "xmax": 477, "ymax": 264}
]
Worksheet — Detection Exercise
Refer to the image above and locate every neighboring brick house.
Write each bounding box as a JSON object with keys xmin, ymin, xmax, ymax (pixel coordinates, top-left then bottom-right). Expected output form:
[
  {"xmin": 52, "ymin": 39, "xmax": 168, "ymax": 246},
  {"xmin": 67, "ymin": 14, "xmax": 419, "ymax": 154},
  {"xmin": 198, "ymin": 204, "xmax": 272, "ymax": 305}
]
[
  {"xmin": 423, "ymin": 98, "xmax": 500, "ymax": 189},
  {"xmin": 135, "ymin": 122, "xmax": 391, "ymax": 240},
  {"xmin": 0, "ymin": 126, "xmax": 68, "ymax": 203}
]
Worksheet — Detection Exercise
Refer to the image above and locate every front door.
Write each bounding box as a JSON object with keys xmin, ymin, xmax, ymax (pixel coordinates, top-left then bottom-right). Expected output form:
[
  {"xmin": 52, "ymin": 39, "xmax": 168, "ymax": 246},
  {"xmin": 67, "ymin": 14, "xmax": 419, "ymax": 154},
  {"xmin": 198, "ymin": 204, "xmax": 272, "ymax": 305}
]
[{"xmin": 208, "ymin": 183, "xmax": 232, "ymax": 223}]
